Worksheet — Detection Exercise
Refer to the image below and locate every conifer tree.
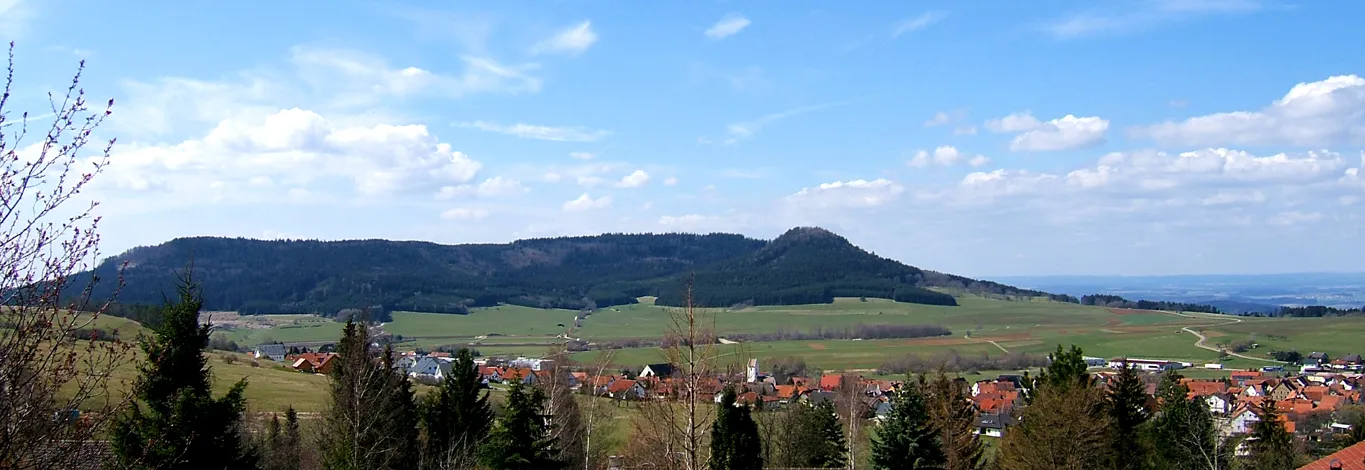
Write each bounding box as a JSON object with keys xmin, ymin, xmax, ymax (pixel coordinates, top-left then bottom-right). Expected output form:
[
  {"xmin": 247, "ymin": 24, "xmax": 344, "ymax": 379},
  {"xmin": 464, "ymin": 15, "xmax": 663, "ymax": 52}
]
[
  {"xmin": 262, "ymin": 407, "xmax": 302, "ymax": 470},
  {"xmin": 871, "ymin": 378, "xmax": 945, "ymax": 470},
  {"xmin": 1107, "ymin": 361, "xmax": 1151, "ymax": 470},
  {"xmin": 319, "ymin": 321, "xmax": 419, "ymax": 470},
  {"xmin": 421, "ymin": 348, "xmax": 492, "ymax": 468},
  {"xmin": 1245, "ymin": 399, "xmax": 1300, "ymax": 470},
  {"xmin": 924, "ymin": 373, "xmax": 985, "ymax": 470},
  {"xmin": 998, "ymin": 381, "xmax": 1112, "ymax": 470},
  {"xmin": 479, "ymin": 381, "xmax": 565, "ymax": 470},
  {"xmin": 110, "ymin": 275, "xmax": 258, "ymax": 469},
  {"xmin": 1151, "ymin": 370, "xmax": 1227, "ymax": 470},
  {"xmin": 709, "ymin": 388, "xmax": 763, "ymax": 470},
  {"xmin": 771, "ymin": 399, "xmax": 847, "ymax": 468}
]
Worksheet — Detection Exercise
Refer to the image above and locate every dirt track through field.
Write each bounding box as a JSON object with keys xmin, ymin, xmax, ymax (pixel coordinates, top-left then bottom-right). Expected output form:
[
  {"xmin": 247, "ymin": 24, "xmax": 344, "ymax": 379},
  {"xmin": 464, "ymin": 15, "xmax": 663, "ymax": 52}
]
[{"xmin": 1166, "ymin": 311, "xmax": 1280, "ymax": 363}]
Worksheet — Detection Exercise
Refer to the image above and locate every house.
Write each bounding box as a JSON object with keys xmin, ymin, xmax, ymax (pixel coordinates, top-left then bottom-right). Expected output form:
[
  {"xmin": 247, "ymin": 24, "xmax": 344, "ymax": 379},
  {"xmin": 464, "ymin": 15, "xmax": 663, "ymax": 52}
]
[
  {"xmin": 1224, "ymin": 404, "xmax": 1261, "ymax": 435},
  {"xmin": 975, "ymin": 413, "xmax": 1016, "ymax": 438},
  {"xmin": 1231, "ymin": 370, "xmax": 1264, "ymax": 386},
  {"xmin": 818, "ymin": 374, "xmax": 843, "ymax": 391},
  {"xmin": 1298, "ymin": 438, "xmax": 1365, "ymax": 470},
  {"xmin": 1308, "ymin": 352, "xmax": 1331, "ymax": 365},
  {"xmin": 1204, "ymin": 393, "xmax": 1232, "ymax": 415},
  {"xmin": 607, "ymin": 379, "xmax": 646, "ymax": 400},
  {"xmin": 253, "ymin": 344, "xmax": 287, "ymax": 362},
  {"xmin": 640, "ymin": 363, "xmax": 675, "ymax": 378},
  {"xmin": 1344, "ymin": 354, "xmax": 1364, "ymax": 365},
  {"xmin": 804, "ymin": 391, "xmax": 835, "ymax": 406},
  {"xmin": 873, "ymin": 401, "xmax": 893, "ymax": 421},
  {"xmin": 290, "ymin": 353, "xmax": 336, "ymax": 374},
  {"xmin": 410, "ymin": 357, "xmax": 453, "ymax": 381}
]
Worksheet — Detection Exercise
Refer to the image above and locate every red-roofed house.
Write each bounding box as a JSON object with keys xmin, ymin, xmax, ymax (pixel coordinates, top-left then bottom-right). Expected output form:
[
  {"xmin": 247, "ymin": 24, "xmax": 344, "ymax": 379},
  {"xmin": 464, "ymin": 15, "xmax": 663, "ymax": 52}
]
[
  {"xmin": 819, "ymin": 375, "xmax": 843, "ymax": 391},
  {"xmin": 607, "ymin": 380, "xmax": 645, "ymax": 400},
  {"xmin": 1299, "ymin": 438, "xmax": 1365, "ymax": 469}
]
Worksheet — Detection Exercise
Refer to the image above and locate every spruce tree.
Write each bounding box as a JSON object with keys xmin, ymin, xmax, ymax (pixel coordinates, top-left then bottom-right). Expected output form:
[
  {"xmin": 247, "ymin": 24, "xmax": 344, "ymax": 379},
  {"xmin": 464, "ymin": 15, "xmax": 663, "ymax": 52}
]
[
  {"xmin": 1245, "ymin": 399, "xmax": 1300, "ymax": 470},
  {"xmin": 109, "ymin": 275, "xmax": 258, "ymax": 469},
  {"xmin": 262, "ymin": 407, "xmax": 302, "ymax": 470},
  {"xmin": 924, "ymin": 373, "xmax": 985, "ymax": 470},
  {"xmin": 772, "ymin": 399, "xmax": 847, "ymax": 468},
  {"xmin": 1107, "ymin": 361, "xmax": 1151, "ymax": 470},
  {"xmin": 319, "ymin": 321, "xmax": 420, "ymax": 470},
  {"xmin": 421, "ymin": 348, "xmax": 492, "ymax": 467},
  {"xmin": 1151, "ymin": 370, "xmax": 1227, "ymax": 470},
  {"xmin": 479, "ymin": 381, "xmax": 565, "ymax": 470},
  {"xmin": 870, "ymin": 379, "xmax": 945, "ymax": 470},
  {"xmin": 709, "ymin": 388, "xmax": 763, "ymax": 470}
]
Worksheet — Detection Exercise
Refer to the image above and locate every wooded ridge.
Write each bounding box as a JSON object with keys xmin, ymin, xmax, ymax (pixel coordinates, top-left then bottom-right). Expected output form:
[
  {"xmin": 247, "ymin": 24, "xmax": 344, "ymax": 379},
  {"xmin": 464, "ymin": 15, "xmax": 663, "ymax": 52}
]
[{"xmin": 75, "ymin": 226, "xmax": 1064, "ymax": 316}]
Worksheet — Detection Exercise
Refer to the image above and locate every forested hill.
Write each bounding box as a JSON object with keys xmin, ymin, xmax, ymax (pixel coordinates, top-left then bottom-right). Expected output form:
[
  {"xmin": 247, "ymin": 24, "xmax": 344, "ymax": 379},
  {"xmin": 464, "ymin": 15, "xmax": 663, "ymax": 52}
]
[{"xmin": 75, "ymin": 227, "xmax": 1059, "ymax": 315}]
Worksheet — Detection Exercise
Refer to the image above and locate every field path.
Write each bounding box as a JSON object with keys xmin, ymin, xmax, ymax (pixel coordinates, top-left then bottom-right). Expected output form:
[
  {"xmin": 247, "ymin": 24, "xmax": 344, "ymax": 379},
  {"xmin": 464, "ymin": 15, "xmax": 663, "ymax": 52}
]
[
  {"xmin": 964, "ymin": 334, "xmax": 1010, "ymax": 353},
  {"xmin": 1167, "ymin": 312, "xmax": 1280, "ymax": 363}
]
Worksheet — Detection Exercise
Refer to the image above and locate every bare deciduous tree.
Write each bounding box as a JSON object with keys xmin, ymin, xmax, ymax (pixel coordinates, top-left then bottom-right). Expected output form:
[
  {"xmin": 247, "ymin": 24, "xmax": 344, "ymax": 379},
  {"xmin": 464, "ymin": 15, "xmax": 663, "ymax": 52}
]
[
  {"xmin": 629, "ymin": 279, "xmax": 718, "ymax": 470},
  {"xmin": 578, "ymin": 349, "xmax": 618, "ymax": 470},
  {"xmin": 836, "ymin": 373, "xmax": 872, "ymax": 470},
  {"xmin": 0, "ymin": 42, "xmax": 132, "ymax": 469}
]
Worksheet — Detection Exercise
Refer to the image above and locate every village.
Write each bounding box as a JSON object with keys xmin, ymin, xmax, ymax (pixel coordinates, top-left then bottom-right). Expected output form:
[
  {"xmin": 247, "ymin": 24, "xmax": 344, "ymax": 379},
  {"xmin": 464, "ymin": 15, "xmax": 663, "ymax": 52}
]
[{"xmin": 252, "ymin": 342, "xmax": 1365, "ymax": 450}]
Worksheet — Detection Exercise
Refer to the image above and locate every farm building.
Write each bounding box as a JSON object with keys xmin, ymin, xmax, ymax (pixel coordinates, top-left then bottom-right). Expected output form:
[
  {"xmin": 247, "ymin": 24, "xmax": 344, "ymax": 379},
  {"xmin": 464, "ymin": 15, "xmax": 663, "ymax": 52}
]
[{"xmin": 1107, "ymin": 358, "xmax": 1183, "ymax": 371}]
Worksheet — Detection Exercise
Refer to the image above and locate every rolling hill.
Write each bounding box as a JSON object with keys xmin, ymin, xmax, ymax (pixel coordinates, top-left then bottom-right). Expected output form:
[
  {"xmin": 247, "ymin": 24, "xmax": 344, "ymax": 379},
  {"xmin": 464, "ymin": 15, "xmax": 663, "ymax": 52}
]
[{"xmin": 75, "ymin": 227, "xmax": 1065, "ymax": 316}]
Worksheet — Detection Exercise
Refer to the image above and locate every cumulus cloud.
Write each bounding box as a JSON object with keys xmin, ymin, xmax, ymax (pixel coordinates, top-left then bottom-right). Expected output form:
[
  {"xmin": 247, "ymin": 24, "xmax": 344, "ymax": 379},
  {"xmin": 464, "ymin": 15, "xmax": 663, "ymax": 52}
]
[
  {"xmin": 908, "ymin": 145, "xmax": 990, "ymax": 167},
  {"xmin": 1132, "ymin": 75, "xmax": 1365, "ymax": 147},
  {"xmin": 891, "ymin": 11, "xmax": 949, "ymax": 38},
  {"xmin": 457, "ymin": 121, "xmax": 611, "ymax": 142},
  {"xmin": 563, "ymin": 193, "xmax": 612, "ymax": 212},
  {"xmin": 985, "ymin": 112, "xmax": 1109, "ymax": 151},
  {"xmin": 441, "ymin": 207, "xmax": 491, "ymax": 220},
  {"xmin": 616, "ymin": 170, "xmax": 650, "ymax": 188},
  {"xmin": 786, "ymin": 179, "xmax": 904, "ymax": 208},
  {"xmin": 100, "ymin": 108, "xmax": 482, "ymax": 201},
  {"xmin": 705, "ymin": 13, "xmax": 751, "ymax": 40},
  {"xmin": 530, "ymin": 21, "xmax": 598, "ymax": 56}
]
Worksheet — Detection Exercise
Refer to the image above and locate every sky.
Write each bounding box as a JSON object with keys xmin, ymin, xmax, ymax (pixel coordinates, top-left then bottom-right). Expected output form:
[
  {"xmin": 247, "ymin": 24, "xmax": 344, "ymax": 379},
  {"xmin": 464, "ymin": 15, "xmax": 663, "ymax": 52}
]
[{"xmin": 2, "ymin": 0, "xmax": 1364, "ymax": 278}]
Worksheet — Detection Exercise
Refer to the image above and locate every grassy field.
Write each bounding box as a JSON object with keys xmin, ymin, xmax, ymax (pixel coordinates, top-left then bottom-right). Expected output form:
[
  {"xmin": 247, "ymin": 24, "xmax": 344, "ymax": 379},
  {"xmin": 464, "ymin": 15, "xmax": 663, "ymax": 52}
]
[{"xmin": 182, "ymin": 294, "xmax": 1364, "ymax": 377}]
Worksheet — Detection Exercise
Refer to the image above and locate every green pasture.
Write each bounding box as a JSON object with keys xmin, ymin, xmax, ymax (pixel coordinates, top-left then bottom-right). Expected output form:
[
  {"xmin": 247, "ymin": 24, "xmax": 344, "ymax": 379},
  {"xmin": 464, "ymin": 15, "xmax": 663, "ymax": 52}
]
[{"xmin": 1200, "ymin": 317, "xmax": 1365, "ymax": 359}]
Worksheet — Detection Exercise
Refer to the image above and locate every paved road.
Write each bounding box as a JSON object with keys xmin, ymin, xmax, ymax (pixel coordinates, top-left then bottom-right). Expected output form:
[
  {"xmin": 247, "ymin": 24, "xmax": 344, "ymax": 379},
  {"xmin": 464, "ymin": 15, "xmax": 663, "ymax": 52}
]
[{"xmin": 1168, "ymin": 312, "xmax": 1281, "ymax": 364}]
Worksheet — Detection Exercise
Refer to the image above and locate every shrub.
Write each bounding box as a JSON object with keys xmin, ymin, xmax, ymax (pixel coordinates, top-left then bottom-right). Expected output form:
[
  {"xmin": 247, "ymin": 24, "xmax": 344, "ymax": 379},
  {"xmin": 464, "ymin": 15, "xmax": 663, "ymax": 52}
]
[{"xmin": 220, "ymin": 354, "xmax": 238, "ymax": 365}]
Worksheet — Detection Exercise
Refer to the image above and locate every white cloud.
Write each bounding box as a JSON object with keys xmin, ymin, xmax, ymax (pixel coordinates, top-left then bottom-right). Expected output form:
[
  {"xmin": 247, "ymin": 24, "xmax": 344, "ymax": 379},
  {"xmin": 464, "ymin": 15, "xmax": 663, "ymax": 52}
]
[
  {"xmin": 705, "ymin": 13, "xmax": 751, "ymax": 40},
  {"xmin": 441, "ymin": 207, "xmax": 491, "ymax": 220},
  {"xmin": 1132, "ymin": 75, "xmax": 1365, "ymax": 147},
  {"xmin": 986, "ymin": 112, "xmax": 1109, "ymax": 151},
  {"xmin": 891, "ymin": 11, "xmax": 949, "ymax": 37},
  {"xmin": 99, "ymin": 108, "xmax": 483, "ymax": 202},
  {"xmin": 720, "ymin": 98, "xmax": 866, "ymax": 142},
  {"xmin": 436, "ymin": 176, "xmax": 527, "ymax": 199},
  {"xmin": 924, "ymin": 108, "xmax": 968, "ymax": 127},
  {"xmin": 530, "ymin": 21, "xmax": 598, "ymax": 56},
  {"xmin": 1042, "ymin": 0, "xmax": 1265, "ymax": 39},
  {"xmin": 0, "ymin": 0, "xmax": 36, "ymax": 38},
  {"xmin": 1202, "ymin": 190, "xmax": 1266, "ymax": 206},
  {"xmin": 663, "ymin": 176, "xmax": 679, "ymax": 186},
  {"xmin": 563, "ymin": 193, "xmax": 612, "ymax": 212},
  {"xmin": 908, "ymin": 146, "xmax": 989, "ymax": 167},
  {"xmin": 577, "ymin": 176, "xmax": 605, "ymax": 188},
  {"xmin": 569, "ymin": 152, "xmax": 596, "ymax": 160},
  {"xmin": 616, "ymin": 170, "xmax": 651, "ymax": 188},
  {"xmin": 786, "ymin": 179, "xmax": 904, "ymax": 208},
  {"xmin": 290, "ymin": 46, "xmax": 542, "ymax": 107},
  {"xmin": 1269, "ymin": 211, "xmax": 1324, "ymax": 226},
  {"xmin": 458, "ymin": 121, "xmax": 611, "ymax": 142}
]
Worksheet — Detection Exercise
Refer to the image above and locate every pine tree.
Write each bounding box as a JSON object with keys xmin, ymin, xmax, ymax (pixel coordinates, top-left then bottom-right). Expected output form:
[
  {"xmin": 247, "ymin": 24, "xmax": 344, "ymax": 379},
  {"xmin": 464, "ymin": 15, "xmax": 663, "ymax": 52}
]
[
  {"xmin": 1032, "ymin": 344, "xmax": 1091, "ymax": 396},
  {"xmin": 319, "ymin": 321, "xmax": 420, "ymax": 470},
  {"xmin": 421, "ymin": 348, "xmax": 492, "ymax": 467},
  {"xmin": 109, "ymin": 275, "xmax": 258, "ymax": 469},
  {"xmin": 709, "ymin": 388, "xmax": 763, "ymax": 470},
  {"xmin": 870, "ymin": 379, "xmax": 945, "ymax": 470},
  {"xmin": 1107, "ymin": 361, "xmax": 1151, "ymax": 470},
  {"xmin": 924, "ymin": 373, "xmax": 985, "ymax": 470},
  {"xmin": 1245, "ymin": 399, "xmax": 1300, "ymax": 470},
  {"xmin": 479, "ymin": 381, "xmax": 565, "ymax": 470}
]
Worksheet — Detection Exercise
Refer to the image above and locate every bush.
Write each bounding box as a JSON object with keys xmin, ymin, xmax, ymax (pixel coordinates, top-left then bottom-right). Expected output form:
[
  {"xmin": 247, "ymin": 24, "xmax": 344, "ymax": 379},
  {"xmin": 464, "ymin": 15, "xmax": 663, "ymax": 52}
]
[
  {"xmin": 250, "ymin": 360, "xmax": 260, "ymax": 368},
  {"xmin": 220, "ymin": 354, "xmax": 238, "ymax": 365}
]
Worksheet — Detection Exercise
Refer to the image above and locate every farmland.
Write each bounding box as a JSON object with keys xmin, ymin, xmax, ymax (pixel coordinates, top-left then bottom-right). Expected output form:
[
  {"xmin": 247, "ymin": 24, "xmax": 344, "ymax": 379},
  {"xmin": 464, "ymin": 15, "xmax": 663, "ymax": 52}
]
[{"xmin": 199, "ymin": 294, "xmax": 1365, "ymax": 376}]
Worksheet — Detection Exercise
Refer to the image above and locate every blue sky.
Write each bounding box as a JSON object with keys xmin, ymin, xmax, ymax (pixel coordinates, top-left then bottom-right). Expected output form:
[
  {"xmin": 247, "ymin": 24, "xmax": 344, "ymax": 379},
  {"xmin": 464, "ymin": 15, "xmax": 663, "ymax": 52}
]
[{"xmin": 2, "ymin": 0, "xmax": 1364, "ymax": 277}]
